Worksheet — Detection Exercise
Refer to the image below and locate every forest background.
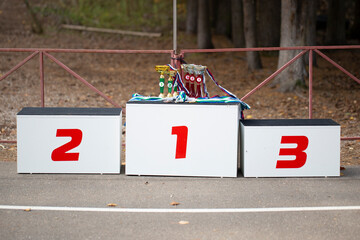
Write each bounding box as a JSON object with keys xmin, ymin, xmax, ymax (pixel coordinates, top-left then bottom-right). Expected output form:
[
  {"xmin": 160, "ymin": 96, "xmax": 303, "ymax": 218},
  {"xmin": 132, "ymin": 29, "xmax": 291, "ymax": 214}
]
[
  {"xmin": 24, "ymin": 0, "xmax": 360, "ymax": 90},
  {"xmin": 0, "ymin": 0, "xmax": 359, "ymax": 165}
]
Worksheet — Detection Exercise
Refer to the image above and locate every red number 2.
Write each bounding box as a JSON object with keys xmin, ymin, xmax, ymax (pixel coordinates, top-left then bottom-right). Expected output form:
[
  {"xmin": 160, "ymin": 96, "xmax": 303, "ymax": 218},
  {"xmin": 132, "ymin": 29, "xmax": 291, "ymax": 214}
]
[
  {"xmin": 171, "ymin": 126, "xmax": 188, "ymax": 159},
  {"xmin": 51, "ymin": 129, "xmax": 83, "ymax": 161},
  {"xmin": 276, "ymin": 136, "xmax": 309, "ymax": 168}
]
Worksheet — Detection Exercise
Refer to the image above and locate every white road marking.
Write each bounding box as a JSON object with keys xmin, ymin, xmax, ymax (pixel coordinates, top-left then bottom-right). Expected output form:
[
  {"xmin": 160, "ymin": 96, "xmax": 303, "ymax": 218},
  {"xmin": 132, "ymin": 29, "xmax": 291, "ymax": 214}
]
[{"xmin": 0, "ymin": 205, "xmax": 360, "ymax": 213}]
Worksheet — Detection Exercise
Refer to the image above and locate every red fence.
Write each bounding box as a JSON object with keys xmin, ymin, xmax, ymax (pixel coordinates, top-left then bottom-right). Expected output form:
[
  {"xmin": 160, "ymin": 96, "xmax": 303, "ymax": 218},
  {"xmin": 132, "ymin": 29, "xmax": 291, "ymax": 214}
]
[{"xmin": 0, "ymin": 46, "xmax": 359, "ymax": 143}]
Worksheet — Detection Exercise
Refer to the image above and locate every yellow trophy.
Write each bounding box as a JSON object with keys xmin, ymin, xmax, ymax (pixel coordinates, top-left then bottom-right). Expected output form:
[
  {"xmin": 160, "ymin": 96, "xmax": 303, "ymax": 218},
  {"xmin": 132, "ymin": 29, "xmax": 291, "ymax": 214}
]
[
  {"xmin": 167, "ymin": 70, "xmax": 177, "ymax": 98},
  {"xmin": 155, "ymin": 65, "xmax": 170, "ymax": 98}
]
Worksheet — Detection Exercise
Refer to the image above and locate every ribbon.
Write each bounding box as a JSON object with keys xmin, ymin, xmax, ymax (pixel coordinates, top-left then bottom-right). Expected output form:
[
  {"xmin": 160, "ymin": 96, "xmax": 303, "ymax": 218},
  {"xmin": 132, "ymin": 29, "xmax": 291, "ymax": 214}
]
[
  {"xmin": 167, "ymin": 64, "xmax": 190, "ymax": 95},
  {"xmin": 205, "ymin": 68, "xmax": 237, "ymax": 99}
]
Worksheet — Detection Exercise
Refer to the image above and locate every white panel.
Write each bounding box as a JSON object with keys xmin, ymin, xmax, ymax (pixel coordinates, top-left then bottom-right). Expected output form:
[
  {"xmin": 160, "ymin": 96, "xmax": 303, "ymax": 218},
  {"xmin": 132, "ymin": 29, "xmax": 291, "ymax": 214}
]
[
  {"xmin": 17, "ymin": 114, "xmax": 122, "ymax": 174},
  {"xmin": 126, "ymin": 104, "xmax": 239, "ymax": 177},
  {"xmin": 241, "ymin": 124, "xmax": 340, "ymax": 177}
]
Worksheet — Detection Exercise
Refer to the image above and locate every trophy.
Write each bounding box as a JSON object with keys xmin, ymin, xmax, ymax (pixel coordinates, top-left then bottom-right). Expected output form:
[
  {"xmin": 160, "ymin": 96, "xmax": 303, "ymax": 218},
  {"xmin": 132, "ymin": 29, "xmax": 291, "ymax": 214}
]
[
  {"xmin": 194, "ymin": 65, "xmax": 206, "ymax": 98},
  {"xmin": 173, "ymin": 77, "xmax": 179, "ymax": 97},
  {"xmin": 182, "ymin": 65, "xmax": 191, "ymax": 96},
  {"xmin": 155, "ymin": 65, "xmax": 170, "ymax": 98},
  {"xmin": 182, "ymin": 64, "xmax": 196, "ymax": 97},
  {"xmin": 167, "ymin": 70, "xmax": 177, "ymax": 98},
  {"xmin": 182, "ymin": 64, "xmax": 207, "ymax": 98}
]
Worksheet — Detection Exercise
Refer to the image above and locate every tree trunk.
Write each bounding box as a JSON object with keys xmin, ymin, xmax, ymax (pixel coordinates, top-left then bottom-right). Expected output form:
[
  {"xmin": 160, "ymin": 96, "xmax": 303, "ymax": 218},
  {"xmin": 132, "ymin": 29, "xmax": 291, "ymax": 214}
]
[
  {"xmin": 23, "ymin": 0, "xmax": 43, "ymax": 34},
  {"xmin": 243, "ymin": 0, "xmax": 262, "ymax": 70},
  {"xmin": 186, "ymin": 0, "xmax": 198, "ymax": 34},
  {"xmin": 197, "ymin": 0, "xmax": 214, "ymax": 49},
  {"xmin": 305, "ymin": 0, "xmax": 317, "ymax": 66},
  {"xmin": 215, "ymin": 0, "xmax": 232, "ymax": 37},
  {"xmin": 257, "ymin": 0, "xmax": 281, "ymax": 47},
  {"xmin": 275, "ymin": 0, "xmax": 307, "ymax": 92},
  {"xmin": 231, "ymin": 0, "xmax": 245, "ymax": 47},
  {"xmin": 326, "ymin": 0, "xmax": 346, "ymax": 45},
  {"xmin": 350, "ymin": 0, "xmax": 360, "ymax": 40},
  {"xmin": 210, "ymin": 0, "xmax": 218, "ymax": 30}
]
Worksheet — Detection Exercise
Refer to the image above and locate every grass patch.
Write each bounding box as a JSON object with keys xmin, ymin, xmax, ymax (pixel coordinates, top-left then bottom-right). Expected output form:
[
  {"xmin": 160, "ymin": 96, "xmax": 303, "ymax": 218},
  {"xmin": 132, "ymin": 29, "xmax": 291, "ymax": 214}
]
[{"xmin": 33, "ymin": 0, "xmax": 186, "ymax": 32}]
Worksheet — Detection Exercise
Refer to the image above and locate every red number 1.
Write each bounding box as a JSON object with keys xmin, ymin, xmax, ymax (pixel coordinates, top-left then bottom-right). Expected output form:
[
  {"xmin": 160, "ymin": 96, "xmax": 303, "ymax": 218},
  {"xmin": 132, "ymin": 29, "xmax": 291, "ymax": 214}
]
[
  {"xmin": 51, "ymin": 129, "xmax": 83, "ymax": 161},
  {"xmin": 171, "ymin": 126, "xmax": 188, "ymax": 159}
]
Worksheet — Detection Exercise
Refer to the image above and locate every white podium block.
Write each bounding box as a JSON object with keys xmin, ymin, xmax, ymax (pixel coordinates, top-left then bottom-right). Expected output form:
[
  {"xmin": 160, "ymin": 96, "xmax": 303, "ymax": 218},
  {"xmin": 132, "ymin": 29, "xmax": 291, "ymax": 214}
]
[
  {"xmin": 17, "ymin": 107, "xmax": 122, "ymax": 174},
  {"xmin": 240, "ymin": 119, "xmax": 340, "ymax": 177},
  {"xmin": 125, "ymin": 102, "xmax": 241, "ymax": 177}
]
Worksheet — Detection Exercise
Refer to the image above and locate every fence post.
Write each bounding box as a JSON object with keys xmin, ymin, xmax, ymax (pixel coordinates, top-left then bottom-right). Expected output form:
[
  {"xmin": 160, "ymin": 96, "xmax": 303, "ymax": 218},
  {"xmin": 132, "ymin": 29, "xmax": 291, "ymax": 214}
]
[
  {"xmin": 39, "ymin": 51, "xmax": 44, "ymax": 107},
  {"xmin": 309, "ymin": 50, "xmax": 313, "ymax": 119},
  {"xmin": 171, "ymin": 52, "xmax": 182, "ymax": 69}
]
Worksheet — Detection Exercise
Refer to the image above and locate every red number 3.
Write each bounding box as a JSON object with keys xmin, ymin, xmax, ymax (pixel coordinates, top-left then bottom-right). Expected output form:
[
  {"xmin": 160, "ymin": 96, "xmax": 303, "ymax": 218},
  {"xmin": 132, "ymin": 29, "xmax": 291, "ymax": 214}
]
[
  {"xmin": 51, "ymin": 129, "xmax": 83, "ymax": 161},
  {"xmin": 276, "ymin": 136, "xmax": 309, "ymax": 168}
]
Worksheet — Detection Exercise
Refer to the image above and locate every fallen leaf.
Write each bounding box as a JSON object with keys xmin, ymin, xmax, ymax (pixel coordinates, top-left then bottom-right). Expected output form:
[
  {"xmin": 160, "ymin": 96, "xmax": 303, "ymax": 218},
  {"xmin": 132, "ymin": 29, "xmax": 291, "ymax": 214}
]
[
  {"xmin": 178, "ymin": 220, "xmax": 189, "ymax": 225},
  {"xmin": 79, "ymin": 95, "xmax": 86, "ymax": 101},
  {"xmin": 340, "ymin": 172, "xmax": 344, "ymax": 176},
  {"xmin": 340, "ymin": 166, "xmax": 346, "ymax": 170},
  {"xmin": 246, "ymin": 115, "xmax": 253, "ymax": 119},
  {"xmin": 107, "ymin": 203, "xmax": 117, "ymax": 207},
  {"xmin": 24, "ymin": 208, "xmax": 31, "ymax": 212},
  {"xmin": 145, "ymin": 181, "xmax": 149, "ymax": 185},
  {"xmin": 170, "ymin": 201, "xmax": 180, "ymax": 206}
]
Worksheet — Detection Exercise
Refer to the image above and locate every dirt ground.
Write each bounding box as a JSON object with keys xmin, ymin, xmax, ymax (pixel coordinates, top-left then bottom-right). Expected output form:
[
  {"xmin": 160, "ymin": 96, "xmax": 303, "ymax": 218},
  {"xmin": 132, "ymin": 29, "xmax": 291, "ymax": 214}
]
[{"xmin": 0, "ymin": 0, "xmax": 359, "ymax": 165}]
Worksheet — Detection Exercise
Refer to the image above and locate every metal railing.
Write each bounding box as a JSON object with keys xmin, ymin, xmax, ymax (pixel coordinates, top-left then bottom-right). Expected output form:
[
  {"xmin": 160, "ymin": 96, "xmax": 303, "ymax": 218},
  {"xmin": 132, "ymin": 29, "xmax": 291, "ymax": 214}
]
[
  {"xmin": 180, "ymin": 45, "xmax": 360, "ymax": 141},
  {"xmin": 0, "ymin": 45, "xmax": 359, "ymax": 143}
]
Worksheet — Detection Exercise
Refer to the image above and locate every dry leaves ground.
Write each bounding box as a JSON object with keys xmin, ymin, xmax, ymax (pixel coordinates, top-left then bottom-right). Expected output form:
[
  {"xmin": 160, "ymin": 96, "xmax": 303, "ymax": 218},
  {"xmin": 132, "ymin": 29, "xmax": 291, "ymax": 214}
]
[{"xmin": 0, "ymin": 0, "xmax": 359, "ymax": 165}]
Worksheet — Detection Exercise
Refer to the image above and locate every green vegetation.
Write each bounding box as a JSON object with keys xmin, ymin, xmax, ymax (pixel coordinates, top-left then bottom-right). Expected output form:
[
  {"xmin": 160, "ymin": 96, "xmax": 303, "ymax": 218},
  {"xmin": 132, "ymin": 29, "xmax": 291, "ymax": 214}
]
[{"xmin": 34, "ymin": 0, "xmax": 186, "ymax": 32}]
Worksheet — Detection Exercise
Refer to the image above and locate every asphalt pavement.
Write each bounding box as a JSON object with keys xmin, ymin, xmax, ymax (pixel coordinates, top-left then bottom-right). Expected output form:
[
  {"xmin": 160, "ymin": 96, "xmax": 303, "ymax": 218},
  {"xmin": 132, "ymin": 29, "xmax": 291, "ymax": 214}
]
[{"xmin": 0, "ymin": 161, "xmax": 360, "ymax": 240}]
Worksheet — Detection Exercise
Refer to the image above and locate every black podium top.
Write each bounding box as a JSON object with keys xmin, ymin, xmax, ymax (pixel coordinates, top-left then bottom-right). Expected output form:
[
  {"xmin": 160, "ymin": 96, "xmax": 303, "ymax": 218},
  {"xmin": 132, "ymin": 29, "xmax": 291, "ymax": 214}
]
[
  {"xmin": 240, "ymin": 119, "xmax": 339, "ymax": 126},
  {"xmin": 17, "ymin": 107, "xmax": 122, "ymax": 116}
]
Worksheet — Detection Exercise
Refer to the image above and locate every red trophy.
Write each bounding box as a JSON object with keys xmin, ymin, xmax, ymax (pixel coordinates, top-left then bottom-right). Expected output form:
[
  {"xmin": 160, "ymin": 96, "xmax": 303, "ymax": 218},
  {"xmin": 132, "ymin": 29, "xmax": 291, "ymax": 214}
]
[
  {"xmin": 189, "ymin": 74, "xmax": 196, "ymax": 97},
  {"xmin": 195, "ymin": 75, "xmax": 203, "ymax": 98},
  {"xmin": 194, "ymin": 65, "xmax": 206, "ymax": 98}
]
